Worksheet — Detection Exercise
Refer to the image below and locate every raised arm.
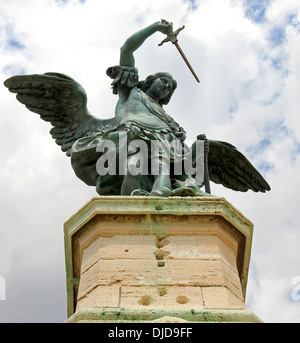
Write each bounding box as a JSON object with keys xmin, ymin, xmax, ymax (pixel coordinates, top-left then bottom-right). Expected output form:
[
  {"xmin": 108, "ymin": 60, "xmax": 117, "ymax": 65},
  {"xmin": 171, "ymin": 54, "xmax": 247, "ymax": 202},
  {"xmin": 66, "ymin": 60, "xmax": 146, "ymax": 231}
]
[{"xmin": 120, "ymin": 20, "xmax": 173, "ymax": 67}]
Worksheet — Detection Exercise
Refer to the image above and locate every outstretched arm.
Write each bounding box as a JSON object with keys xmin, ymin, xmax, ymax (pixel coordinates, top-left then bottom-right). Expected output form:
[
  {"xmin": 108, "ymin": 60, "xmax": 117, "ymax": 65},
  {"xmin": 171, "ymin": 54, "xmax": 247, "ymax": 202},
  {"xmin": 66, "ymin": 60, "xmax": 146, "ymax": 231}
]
[{"xmin": 120, "ymin": 20, "xmax": 173, "ymax": 67}]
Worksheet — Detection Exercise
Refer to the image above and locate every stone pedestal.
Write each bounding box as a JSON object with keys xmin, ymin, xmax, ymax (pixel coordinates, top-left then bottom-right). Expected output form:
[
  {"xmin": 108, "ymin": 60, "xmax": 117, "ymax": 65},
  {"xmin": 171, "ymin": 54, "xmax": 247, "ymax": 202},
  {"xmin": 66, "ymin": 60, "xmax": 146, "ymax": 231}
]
[{"xmin": 64, "ymin": 196, "xmax": 262, "ymax": 323}]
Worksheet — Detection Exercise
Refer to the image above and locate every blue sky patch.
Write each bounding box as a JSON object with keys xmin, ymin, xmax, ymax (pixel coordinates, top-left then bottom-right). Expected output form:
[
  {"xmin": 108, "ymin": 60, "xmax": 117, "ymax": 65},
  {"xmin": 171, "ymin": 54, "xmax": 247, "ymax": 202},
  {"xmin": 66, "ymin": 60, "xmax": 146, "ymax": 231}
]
[
  {"xmin": 3, "ymin": 64, "xmax": 26, "ymax": 76},
  {"xmin": 183, "ymin": 0, "xmax": 199, "ymax": 11},
  {"xmin": 246, "ymin": 119, "xmax": 300, "ymax": 163},
  {"xmin": 271, "ymin": 57, "xmax": 284, "ymax": 70},
  {"xmin": 7, "ymin": 38, "xmax": 25, "ymax": 50},
  {"xmin": 246, "ymin": 138, "xmax": 271, "ymax": 158},
  {"xmin": 244, "ymin": 0, "xmax": 270, "ymax": 23},
  {"xmin": 245, "ymin": 120, "xmax": 290, "ymax": 160},
  {"xmin": 257, "ymin": 161, "xmax": 274, "ymax": 173},
  {"xmin": 269, "ymin": 26, "xmax": 286, "ymax": 46},
  {"xmin": 3, "ymin": 24, "xmax": 26, "ymax": 51},
  {"xmin": 264, "ymin": 119, "xmax": 289, "ymax": 137}
]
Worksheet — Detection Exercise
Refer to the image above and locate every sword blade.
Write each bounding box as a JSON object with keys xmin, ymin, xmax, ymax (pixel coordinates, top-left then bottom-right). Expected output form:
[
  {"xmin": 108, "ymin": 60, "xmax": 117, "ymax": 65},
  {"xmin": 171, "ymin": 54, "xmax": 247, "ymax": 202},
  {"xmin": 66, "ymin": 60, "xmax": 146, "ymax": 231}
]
[{"xmin": 174, "ymin": 42, "xmax": 200, "ymax": 83}]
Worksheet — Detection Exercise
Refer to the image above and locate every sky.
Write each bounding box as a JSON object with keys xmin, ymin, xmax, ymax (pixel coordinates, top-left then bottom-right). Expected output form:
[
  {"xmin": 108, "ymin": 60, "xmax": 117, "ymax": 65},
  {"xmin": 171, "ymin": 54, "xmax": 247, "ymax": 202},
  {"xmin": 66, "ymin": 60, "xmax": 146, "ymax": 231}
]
[{"xmin": 0, "ymin": 0, "xmax": 300, "ymax": 323}]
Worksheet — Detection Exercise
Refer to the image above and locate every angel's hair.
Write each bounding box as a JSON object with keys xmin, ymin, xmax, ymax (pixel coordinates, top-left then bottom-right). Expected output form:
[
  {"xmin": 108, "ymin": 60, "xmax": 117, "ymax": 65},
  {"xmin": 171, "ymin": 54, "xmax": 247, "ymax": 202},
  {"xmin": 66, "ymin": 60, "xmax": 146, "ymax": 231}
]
[{"xmin": 137, "ymin": 72, "xmax": 177, "ymax": 105}]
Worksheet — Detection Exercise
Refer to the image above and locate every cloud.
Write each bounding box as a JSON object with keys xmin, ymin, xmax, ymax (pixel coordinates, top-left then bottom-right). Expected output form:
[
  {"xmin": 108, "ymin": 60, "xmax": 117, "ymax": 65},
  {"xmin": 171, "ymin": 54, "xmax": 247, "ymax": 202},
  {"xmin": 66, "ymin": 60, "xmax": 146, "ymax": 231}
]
[{"xmin": 0, "ymin": 0, "xmax": 300, "ymax": 323}]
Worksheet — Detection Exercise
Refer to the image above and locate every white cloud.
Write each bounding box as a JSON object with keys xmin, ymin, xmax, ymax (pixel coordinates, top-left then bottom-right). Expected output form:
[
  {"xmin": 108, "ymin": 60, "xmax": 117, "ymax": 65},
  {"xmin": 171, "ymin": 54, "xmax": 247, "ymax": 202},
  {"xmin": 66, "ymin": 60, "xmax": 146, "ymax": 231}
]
[{"xmin": 0, "ymin": 0, "xmax": 300, "ymax": 323}]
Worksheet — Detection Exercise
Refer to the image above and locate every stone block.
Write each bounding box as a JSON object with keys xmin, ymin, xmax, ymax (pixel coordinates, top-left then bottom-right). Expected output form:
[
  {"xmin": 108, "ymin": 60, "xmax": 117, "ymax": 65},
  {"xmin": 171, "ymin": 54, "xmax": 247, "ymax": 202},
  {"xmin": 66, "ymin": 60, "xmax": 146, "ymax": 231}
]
[
  {"xmin": 157, "ymin": 235, "xmax": 238, "ymax": 272},
  {"xmin": 76, "ymin": 285, "xmax": 120, "ymax": 310},
  {"xmin": 202, "ymin": 286, "xmax": 246, "ymax": 309},
  {"xmin": 81, "ymin": 235, "xmax": 158, "ymax": 274}
]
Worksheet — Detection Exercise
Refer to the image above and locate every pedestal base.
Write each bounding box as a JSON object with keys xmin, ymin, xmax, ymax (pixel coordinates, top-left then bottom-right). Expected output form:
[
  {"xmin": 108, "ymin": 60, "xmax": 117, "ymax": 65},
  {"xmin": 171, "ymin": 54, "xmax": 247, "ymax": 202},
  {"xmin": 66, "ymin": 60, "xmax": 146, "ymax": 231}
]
[{"xmin": 64, "ymin": 196, "xmax": 258, "ymax": 322}]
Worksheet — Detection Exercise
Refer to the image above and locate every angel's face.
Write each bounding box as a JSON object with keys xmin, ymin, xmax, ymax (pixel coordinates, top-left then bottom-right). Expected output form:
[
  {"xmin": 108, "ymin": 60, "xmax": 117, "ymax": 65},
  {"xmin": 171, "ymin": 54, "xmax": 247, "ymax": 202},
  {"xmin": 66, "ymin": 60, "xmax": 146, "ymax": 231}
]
[{"xmin": 146, "ymin": 76, "xmax": 174, "ymax": 103}]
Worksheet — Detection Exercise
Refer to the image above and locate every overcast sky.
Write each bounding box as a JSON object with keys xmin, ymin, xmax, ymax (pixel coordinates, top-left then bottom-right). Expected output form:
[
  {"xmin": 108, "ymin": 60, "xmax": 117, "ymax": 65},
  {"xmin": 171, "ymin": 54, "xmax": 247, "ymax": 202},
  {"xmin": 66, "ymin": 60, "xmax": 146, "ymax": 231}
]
[{"xmin": 0, "ymin": 0, "xmax": 300, "ymax": 323}]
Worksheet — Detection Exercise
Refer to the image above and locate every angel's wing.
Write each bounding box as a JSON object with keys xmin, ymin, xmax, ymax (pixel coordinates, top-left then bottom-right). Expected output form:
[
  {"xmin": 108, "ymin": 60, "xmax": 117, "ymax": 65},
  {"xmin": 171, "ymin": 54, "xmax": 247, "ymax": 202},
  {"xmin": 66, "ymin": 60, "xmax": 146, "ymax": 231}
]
[
  {"xmin": 192, "ymin": 137, "xmax": 271, "ymax": 193},
  {"xmin": 4, "ymin": 72, "xmax": 116, "ymax": 156},
  {"xmin": 207, "ymin": 139, "xmax": 271, "ymax": 192}
]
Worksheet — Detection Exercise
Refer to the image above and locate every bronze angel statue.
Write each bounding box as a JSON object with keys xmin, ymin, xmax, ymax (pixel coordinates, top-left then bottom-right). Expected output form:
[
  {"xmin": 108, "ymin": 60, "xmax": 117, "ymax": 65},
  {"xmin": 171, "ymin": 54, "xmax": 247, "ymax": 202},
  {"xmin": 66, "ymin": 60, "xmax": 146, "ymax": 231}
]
[{"xmin": 4, "ymin": 20, "xmax": 270, "ymax": 197}]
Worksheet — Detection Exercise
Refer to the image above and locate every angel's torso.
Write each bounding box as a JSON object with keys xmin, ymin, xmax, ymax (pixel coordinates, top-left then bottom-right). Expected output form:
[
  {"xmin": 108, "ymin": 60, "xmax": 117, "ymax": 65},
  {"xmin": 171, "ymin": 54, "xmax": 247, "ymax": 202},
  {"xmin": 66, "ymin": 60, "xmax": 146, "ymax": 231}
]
[{"xmin": 115, "ymin": 87, "xmax": 170, "ymax": 130}]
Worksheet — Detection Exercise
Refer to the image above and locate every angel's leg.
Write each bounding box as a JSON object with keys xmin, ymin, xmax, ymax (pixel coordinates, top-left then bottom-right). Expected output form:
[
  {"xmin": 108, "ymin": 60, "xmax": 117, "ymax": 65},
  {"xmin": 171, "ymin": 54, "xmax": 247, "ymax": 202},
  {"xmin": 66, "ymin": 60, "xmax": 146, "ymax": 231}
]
[
  {"xmin": 150, "ymin": 155, "xmax": 172, "ymax": 196},
  {"xmin": 120, "ymin": 154, "xmax": 142, "ymax": 195}
]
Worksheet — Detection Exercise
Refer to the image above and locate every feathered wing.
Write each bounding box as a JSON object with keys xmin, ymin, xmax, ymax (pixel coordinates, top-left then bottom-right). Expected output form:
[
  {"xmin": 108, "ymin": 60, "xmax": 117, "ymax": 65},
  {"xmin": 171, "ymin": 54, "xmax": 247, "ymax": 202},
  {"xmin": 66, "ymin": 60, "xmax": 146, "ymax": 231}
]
[
  {"xmin": 192, "ymin": 137, "xmax": 271, "ymax": 193},
  {"xmin": 4, "ymin": 72, "xmax": 117, "ymax": 156},
  {"xmin": 207, "ymin": 139, "xmax": 271, "ymax": 192}
]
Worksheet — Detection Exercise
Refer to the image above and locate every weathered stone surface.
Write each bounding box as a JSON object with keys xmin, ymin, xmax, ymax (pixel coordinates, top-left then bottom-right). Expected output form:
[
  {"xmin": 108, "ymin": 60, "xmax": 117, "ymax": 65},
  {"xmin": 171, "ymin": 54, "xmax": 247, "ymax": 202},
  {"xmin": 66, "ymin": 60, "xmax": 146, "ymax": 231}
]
[
  {"xmin": 120, "ymin": 285, "xmax": 204, "ymax": 309},
  {"xmin": 77, "ymin": 258, "xmax": 243, "ymax": 301},
  {"xmin": 81, "ymin": 235, "xmax": 158, "ymax": 274},
  {"xmin": 77, "ymin": 285, "xmax": 120, "ymax": 310},
  {"xmin": 64, "ymin": 196, "xmax": 254, "ymax": 321},
  {"xmin": 202, "ymin": 286, "xmax": 245, "ymax": 309},
  {"xmin": 158, "ymin": 235, "xmax": 237, "ymax": 269}
]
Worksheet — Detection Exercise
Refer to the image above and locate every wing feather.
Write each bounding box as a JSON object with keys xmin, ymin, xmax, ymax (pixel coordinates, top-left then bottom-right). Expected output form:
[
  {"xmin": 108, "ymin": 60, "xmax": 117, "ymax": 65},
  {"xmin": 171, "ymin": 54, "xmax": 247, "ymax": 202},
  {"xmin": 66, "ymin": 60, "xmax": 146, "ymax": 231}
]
[
  {"xmin": 207, "ymin": 139, "xmax": 271, "ymax": 192},
  {"xmin": 4, "ymin": 73, "xmax": 117, "ymax": 156}
]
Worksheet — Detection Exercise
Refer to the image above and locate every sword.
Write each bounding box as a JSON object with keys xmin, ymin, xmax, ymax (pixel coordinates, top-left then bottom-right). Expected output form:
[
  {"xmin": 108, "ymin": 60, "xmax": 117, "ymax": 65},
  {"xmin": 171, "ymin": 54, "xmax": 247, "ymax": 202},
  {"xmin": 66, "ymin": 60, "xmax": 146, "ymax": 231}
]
[
  {"xmin": 158, "ymin": 19, "xmax": 200, "ymax": 83},
  {"xmin": 197, "ymin": 134, "xmax": 211, "ymax": 194}
]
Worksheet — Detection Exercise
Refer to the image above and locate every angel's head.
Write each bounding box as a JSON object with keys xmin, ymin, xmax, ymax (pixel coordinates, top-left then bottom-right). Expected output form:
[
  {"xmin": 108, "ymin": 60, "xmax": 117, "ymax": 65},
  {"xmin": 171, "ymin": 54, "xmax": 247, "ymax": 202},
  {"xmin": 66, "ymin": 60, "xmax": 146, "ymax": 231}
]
[{"xmin": 138, "ymin": 72, "xmax": 177, "ymax": 105}]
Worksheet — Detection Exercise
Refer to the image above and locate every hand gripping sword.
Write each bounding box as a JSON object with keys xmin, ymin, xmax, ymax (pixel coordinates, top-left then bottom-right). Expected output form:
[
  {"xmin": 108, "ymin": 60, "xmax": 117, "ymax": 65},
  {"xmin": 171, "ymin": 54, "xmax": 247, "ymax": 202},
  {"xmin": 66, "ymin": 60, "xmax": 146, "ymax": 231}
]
[{"xmin": 158, "ymin": 19, "xmax": 200, "ymax": 83}]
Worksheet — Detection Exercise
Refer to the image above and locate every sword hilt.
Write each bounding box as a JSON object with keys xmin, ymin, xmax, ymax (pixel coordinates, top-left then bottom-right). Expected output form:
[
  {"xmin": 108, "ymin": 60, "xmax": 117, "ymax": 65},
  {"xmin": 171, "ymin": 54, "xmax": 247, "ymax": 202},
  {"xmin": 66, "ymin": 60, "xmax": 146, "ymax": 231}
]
[
  {"xmin": 158, "ymin": 19, "xmax": 185, "ymax": 46},
  {"xmin": 158, "ymin": 19, "xmax": 200, "ymax": 83}
]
